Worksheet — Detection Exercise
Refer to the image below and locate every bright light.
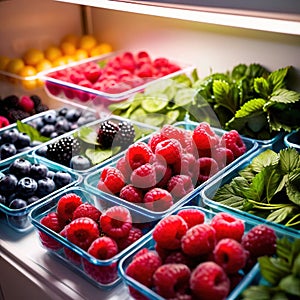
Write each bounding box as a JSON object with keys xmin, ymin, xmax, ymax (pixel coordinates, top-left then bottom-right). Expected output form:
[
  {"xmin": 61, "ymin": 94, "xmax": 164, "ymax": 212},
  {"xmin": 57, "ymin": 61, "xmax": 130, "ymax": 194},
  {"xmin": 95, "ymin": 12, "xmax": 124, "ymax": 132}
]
[{"xmin": 56, "ymin": 0, "xmax": 300, "ymax": 35}]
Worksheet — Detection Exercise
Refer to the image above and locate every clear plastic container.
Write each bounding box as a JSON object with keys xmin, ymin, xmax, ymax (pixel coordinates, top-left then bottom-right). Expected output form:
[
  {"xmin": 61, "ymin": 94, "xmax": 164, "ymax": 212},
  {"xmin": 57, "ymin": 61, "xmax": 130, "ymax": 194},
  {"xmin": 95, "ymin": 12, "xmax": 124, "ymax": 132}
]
[
  {"xmin": 0, "ymin": 154, "xmax": 81, "ymax": 233},
  {"xmin": 201, "ymin": 148, "xmax": 300, "ymax": 239},
  {"xmin": 84, "ymin": 121, "xmax": 258, "ymax": 221},
  {"xmin": 39, "ymin": 51, "xmax": 195, "ymax": 108},
  {"xmin": 29, "ymin": 187, "xmax": 158, "ymax": 289},
  {"xmin": 284, "ymin": 130, "xmax": 300, "ymax": 151},
  {"xmin": 32, "ymin": 115, "xmax": 158, "ymax": 176}
]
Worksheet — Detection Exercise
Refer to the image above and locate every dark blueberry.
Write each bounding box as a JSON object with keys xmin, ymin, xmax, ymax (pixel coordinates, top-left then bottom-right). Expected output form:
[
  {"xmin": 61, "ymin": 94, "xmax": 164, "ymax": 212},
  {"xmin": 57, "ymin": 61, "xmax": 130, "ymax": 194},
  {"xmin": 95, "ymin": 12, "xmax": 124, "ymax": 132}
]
[
  {"xmin": 70, "ymin": 155, "xmax": 91, "ymax": 170},
  {"xmin": 35, "ymin": 145, "xmax": 48, "ymax": 157},
  {"xmin": 27, "ymin": 195, "xmax": 40, "ymax": 205},
  {"xmin": 47, "ymin": 170, "xmax": 55, "ymax": 179},
  {"xmin": 0, "ymin": 174, "xmax": 18, "ymax": 196},
  {"xmin": 32, "ymin": 117, "xmax": 45, "ymax": 130},
  {"xmin": 8, "ymin": 198, "xmax": 29, "ymax": 229},
  {"xmin": 1, "ymin": 128, "xmax": 19, "ymax": 144},
  {"xmin": 17, "ymin": 177, "xmax": 38, "ymax": 197},
  {"xmin": 0, "ymin": 194, "xmax": 6, "ymax": 205},
  {"xmin": 65, "ymin": 109, "xmax": 82, "ymax": 122},
  {"xmin": 30, "ymin": 163, "xmax": 49, "ymax": 180},
  {"xmin": 58, "ymin": 107, "xmax": 68, "ymax": 116},
  {"xmin": 15, "ymin": 133, "xmax": 31, "ymax": 149},
  {"xmin": 53, "ymin": 171, "xmax": 72, "ymax": 188},
  {"xmin": 6, "ymin": 193, "xmax": 18, "ymax": 205},
  {"xmin": 50, "ymin": 132, "xmax": 59, "ymax": 139},
  {"xmin": 8, "ymin": 198, "xmax": 27, "ymax": 209},
  {"xmin": 55, "ymin": 118, "xmax": 70, "ymax": 133},
  {"xmin": 69, "ymin": 123, "xmax": 78, "ymax": 131},
  {"xmin": 9, "ymin": 158, "xmax": 32, "ymax": 178},
  {"xmin": 43, "ymin": 111, "xmax": 57, "ymax": 124},
  {"xmin": 0, "ymin": 143, "xmax": 17, "ymax": 160},
  {"xmin": 40, "ymin": 124, "xmax": 55, "ymax": 137},
  {"xmin": 37, "ymin": 177, "xmax": 56, "ymax": 197}
]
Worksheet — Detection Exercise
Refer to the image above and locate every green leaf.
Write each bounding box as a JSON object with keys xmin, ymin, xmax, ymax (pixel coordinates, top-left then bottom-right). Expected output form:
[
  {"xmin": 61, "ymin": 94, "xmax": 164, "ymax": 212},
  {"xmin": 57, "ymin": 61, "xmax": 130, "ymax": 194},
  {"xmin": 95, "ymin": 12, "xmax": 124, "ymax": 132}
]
[
  {"xmin": 266, "ymin": 205, "xmax": 295, "ymax": 224},
  {"xmin": 278, "ymin": 148, "xmax": 300, "ymax": 174},
  {"xmin": 243, "ymin": 169, "xmax": 267, "ymax": 201},
  {"xmin": 234, "ymin": 98, "xmax": 266, "ymax": 118},
  {"xmin": 254, "ymin": 77, "xmax": 270, "ymax": 98},
  {"xmin": 16, "ymin": 120, "xmax": 50, "ymax": 143},
  {"xmin": 212, "ymin": 80, "xmax": 236, "ymax": 114},
  {"xmin": 279, "ymin": 275, "xmax": 300, "ymax": 296},
  {"xmin": 250, "ymin": 149, "xmax": 278, "ymax": 173},
  {"xmin": 174, "ymin": 88, "xmax": 196, "ymax": 107},
  {"xmin": 286, "ymin": 181, "xmax": 300, "ymax": 206},
  {"xmin": 231, "ymin": 63, "xmax": 247, "ymax": 80},
  {"xmin": 77, "ymin": 126, "xmax": 99, "ymax": 145},
  {"xmin": 292, "ymin": 253, "xmax": 300, "ymax": 277},
  {"xmin": 269, "ymin": 88, "xmax": 300, "ymax": 104},
  {"xmin": 268, "ymin": 66, "xmax": 290, "ymax": 92},
  {"xmin": 85, "ymin": 148, "xmax": 112, "ymax": 165},
  {"xmin": 241, "ymin": 285, "xmax": 273, "ymax": 300}
]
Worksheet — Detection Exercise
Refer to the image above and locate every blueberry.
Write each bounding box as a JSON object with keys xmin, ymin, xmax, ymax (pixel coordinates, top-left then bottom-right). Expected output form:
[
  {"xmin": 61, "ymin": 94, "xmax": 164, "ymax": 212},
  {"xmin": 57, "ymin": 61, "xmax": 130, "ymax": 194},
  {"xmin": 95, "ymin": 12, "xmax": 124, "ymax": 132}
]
[
  {"xmin": 70, "ymin": 155, "xmax": 91, "ymax": 170},
  {"xmin": 53, "ymin": 171, "xmax": 72, "ymax": 188},
  {"xmin": 65, "ymin": 109, "xmax": 82, "ymax": 122},
  {"xmin": 35, "ymin": 145, "xmax": 48, "ymax": 157},
  {"xmin": 37, "ymin": 177, "xmax": 56, "ymax": 197},
  {"xmin": 0, "ymin": 143, "xmax": 17, "ymax": 160},
  {"xmin": 1, "ymin": 128, "xmax": 19, "ymax": 144},
  {"xmin": 9, "ymin": 158, "xmax": 32, "ymax": 178},
  {"xmin": 9, "ymin": 198, "xmax": 27, "ymax": 209},
  {"xmin": 0, "ymin": 194, "xmax": 6, "ymax": 205},
  {"xmin": 50, "ymin": 132, "xmax": 59, "ymax": 139},
  {"xmin": 43, "ymin": 111, "xmax": 57, "ymax": 124},
  {"xmin": 58, "ymin": 107, "xmax": 68, "ymax": 116},
  {"xmin": 17, "ymin": 177, "xmax": 38, "ymax": 197},
  {"xmin": 69, "ymin": 123, "xmax": 78, "ymax": 131},
  {"xmin": 8, "ymin": 198, "xmax": 29, "ymax": 229},
  {"xmin": 15, "ymin": 133, "xmax": 31, "ymax": 149},
  {"xmin": 47, "ymin": 170, "xmax": 55, "ymax": 179},
  {"xmin": 40, "ymin": 124, "xmax": 55, "ymax": 137},
  {"xmin": 0, "ymin": 174, "xmax": 18, "ymax": 195},
  {"xmin": 30, "ymin": 163, "xmax": 49, "ymax": 180},
  {"xmin": 27, "ymin": 195, "xmax": 40, "ymax": 205},
  {"xmin": 32, "ymin": 117, "xmax": 45, "ymax": 130},
  {"xmin": 55, "ymin": 118, "xmax": 70, "ymax": 133}
]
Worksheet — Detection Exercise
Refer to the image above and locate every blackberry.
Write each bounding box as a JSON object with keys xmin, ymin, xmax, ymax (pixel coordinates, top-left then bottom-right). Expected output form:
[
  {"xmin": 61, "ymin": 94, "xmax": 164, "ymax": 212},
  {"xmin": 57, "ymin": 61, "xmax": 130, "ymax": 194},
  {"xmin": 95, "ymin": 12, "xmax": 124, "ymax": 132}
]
[
  {"xmin": 30, "ymin": 95, "xmax": 42, "ymax": 107},
  {"xmin": 97, "ymin": 120, "xmax": 120, "ymax": 149},
  {"xmin": 114, "ymin": 121, "xmax": 135, "ymax": 149},
  {"xmin": 46, "ymin": 136, "xmax": 81, "ymax": 166},
  {"xmin": 35, "ymin": 104, "xmax": 49, "ymax": 113},
  {"xmin": 8, "ymin": 109, "xmax": 30, "ymax": 122}
]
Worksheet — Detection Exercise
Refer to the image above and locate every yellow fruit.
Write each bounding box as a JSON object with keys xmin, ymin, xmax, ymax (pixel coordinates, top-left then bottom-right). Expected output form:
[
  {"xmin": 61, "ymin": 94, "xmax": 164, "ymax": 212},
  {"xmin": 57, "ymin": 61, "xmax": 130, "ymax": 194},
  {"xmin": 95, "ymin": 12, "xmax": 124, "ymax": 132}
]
[
  {"xmin": 6, "ymin": 58, "xmax": 25, "ymax": 74},
  {"xmin": 60, "ymin": 42, "xmax": 76, "ymax": 56},
  {"xmin": 44, "ymin": 46, "xmax": 62, "ymax": 62},
  {"xmin": 61, "ymin": 33, "xmax": 79, "ymax": 47},
  {"xmin": 52, "ymin": 56, "xmax": 68, "ymax": 67},
  {"xmin": 89, "ymin": 43, "xmax": 113, "ymax": 56},
  {"xmin": 74, "ymin": 49, "xmax": 89, "ymax": 61},
  {"xmin": 79, "ymin": 35, "xmax": 97, "ymax": 51},
  {"xmin": 0, "ymin": 55, "xmax": 10, "ymax": 71},
  {"xmin": 23, "ymin": 49, "xmax": 44, "ymax": 66},
  {"xmin": 36, "ymin": 59, "xmax": 53, "ymax": 73},
  {"xmin": 18, "ymin": 65, "xmax": 37, "ymax": 90},
  {"xmin": 64, "ymin": 55, "xmax": 76, "ymax": 65}
]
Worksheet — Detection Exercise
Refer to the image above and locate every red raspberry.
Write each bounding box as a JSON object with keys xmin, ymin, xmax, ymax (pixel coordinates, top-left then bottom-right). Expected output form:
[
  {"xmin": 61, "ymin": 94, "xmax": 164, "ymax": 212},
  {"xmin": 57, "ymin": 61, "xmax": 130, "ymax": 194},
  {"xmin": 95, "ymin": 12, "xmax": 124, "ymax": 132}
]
[
  {"xmin": 99, "ymin": 206, "xmax": 132, "ymax": 239},
  {"xmin": 116, "ymin": 226, "xmax": 143, "ymax": 251},
  {"xmin": 130, "ymin": 163, "xmax": 156, "ymax": 189},
  {"xmin": 153, "ymin": 263, "xmax": 191, "ymax": 298},
  {"xmin": 18, "ymin": 95, "xmax": 35, "ymax": 113},
  {"xmin": 66, "ymin": 217, "xmax": 99, "ymax": 250},
  {"xmin": 214, "ymin": 238, "xmax": 247, "ymax": 274},
  {"xmin": 177, "ymin": 208, "xmax": 205, "ymax": 229},
  {"xmin": 173, "ymin": 153, "xmax": 198, "ymax": 181},
  {"xmin": 148, "ymin": 133, "xmax": 167, "ymax": 152},
  {"xmin": 213, "ymin": 147, "xmax": 235, "ymax": 168},
  {"xmin": 64, "ymin": 247, "xmax": 82, "ymax": 265},
  {"xmin": 155, "ymin": 139, "xmax": 182, "ymax": 165},
  {"xmin": 181, "ymin": 224, "xmax": 216, "ymax": 256},
  {"xmin": 126, "ymin": 250, "xmax": 162, "ymax": 287},
  {"xmin": 56, "ymin": 193, "xmax": 83, "ymax": 222},
  {"xmin": 83, "ymin": 236, "xmax": 118, "ymax": 284},
  {"xmin": 116, "ymin": 156, "xmax": 131, "ymax": 182},
  {"xmin": 197, "ymin": 157, "xmax": 219, "ymax": 184},
  {"xmin": 241, "ymin": 224, "xmax": 277, "ymax": 258},
  {"xmin": 167, "ymin": 175, "xmax": 194, "ymax": 199},
  {"xmin": 126, "ymin": 141, "xmax": 154, "ymax": 170},
  {"xmin": 153, "ymin": 215, "xmax": 188, "ymax": 250},
  {"xmin": 190, "ymin": 261, "xmax": 230, "ymax": 300},
  {"xmin": 97, "ymin": 166, "xmax": 125, "ymax": 194},
  {"xmin": 192, "ymin": 122, "xmax": 219, "ymax": 150},
  {"xmin": 143, "ymin": 188, "xmax": 173, "ymax": 212},
  {"xmin": 160, "ymin": 124, "xmax": 188, "ymax": 148},
  {"xmin": 164, "ymin": 251, "xmax": 195, "ymax": 269},
  {"xmin": 119, "ymin": 184, "xmax": 144, "ymax": 204},
  {"xmin": 0, "ymin": 116, "xmax": 10, "ymax": 128},
  {"xmin": 39, "ymin": 231, "xmax": 62, "ymax": 251},
  {"xmin": 221, "ymin": 130, "xmax": 246, "ymax": 158},
  {"xmin": 153, "ymin": 161, "xmax": 172, "ymax": 189},
  {"xmin": 210, "ymin": 212, "xmax": 245, "ymax": 242},
  {"xmin": 72, "ymin": 203, "xmax": 102, "ymax": 222}
]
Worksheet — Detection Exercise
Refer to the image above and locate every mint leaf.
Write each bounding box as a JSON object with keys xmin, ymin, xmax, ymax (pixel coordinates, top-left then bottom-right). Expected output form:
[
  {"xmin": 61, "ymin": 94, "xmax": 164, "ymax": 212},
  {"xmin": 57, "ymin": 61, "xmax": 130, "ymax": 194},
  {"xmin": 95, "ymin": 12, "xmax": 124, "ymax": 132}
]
[
  {"xmin": 242, "ymin": 285, "xmax": 273, "ymax": 300},
  {"xmin": 234, "ymin": 98, "xmax": 266, "ymax": 118},
  {"xmin": 212, "ymin": 80, "xmax": 236, "ymax": 114},
  {"xmin": 250, "ymin": 149, "xmax": 278, "ymax": 173},
  {"xmin": 254, "ymin": 77, "xmax": 269, "ymax": 98},
  {"xmin": 85, "ymin": 148, "xmax": 112, "ymax": 165},
  {"xmin": 279, "ymin": 275, "xmax": 300, "ymax": 296},
  {"xmin": 268, "ymin": 66, "xmax": 290, "ymax": 92},
  {"xmin": 16, "ymin": 120, "xmax": 50, "ymax": 143},
  {"xmin": 278, "ymin": 148, "xmax": 300, "ymax": 174}
]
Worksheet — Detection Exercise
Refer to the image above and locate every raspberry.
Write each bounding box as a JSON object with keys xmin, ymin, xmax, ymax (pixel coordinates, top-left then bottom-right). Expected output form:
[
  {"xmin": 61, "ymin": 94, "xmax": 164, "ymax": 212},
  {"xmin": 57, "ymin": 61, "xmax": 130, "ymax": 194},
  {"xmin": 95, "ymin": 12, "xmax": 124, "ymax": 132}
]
[
  {"xmin": 18, "ymin": 95, "xmax": 35, "ymax": 113},
  {"xmin": 56, "ymin": 193, "xmax": 83, "ymax": 222},
  {"xmin": 130, "ymin": 163, "xmax": 156, "ymax": 189},
  {"xmin": 160, "ymin": 124, "xmax": 188, "ymax": 148},
  {"xmin": 181, "ymin": 224, "xmax": 216, "ymax": 256},
  {"xmin": 167, "ymin": 175, "xmax": 194, "ymax": 199},
  {"xmin": 116, "ymin": 156, "xmax": 131, "ymax": 182},
  {"xmin": 119, "ymin": 184, "xmax": 144, "ymax": 204},
  {"xmin": 213, "ymin": 238, "xmax": 247, "ymax": 274},
  {"xmin": 72, "ymin": 203, "xmax": 102, "ymax": 222},
  {"xmin": 190, "ymin": 261, "xmax": 230, "ymax": 300},
  {"xmin": 153, "ymin": 161, "xmax": 172, "ymax": 189},
  {"xmin": 40, "ymin": 212, "xmax": 65, "ymax": 232},
  {"xmin": 177, "ymin": 208, "xmax": 205, "ymax": 229},
  {"xmin": 153, "ymin": 215, "xmax": 188, "ymax": 250},
  {"xmin": 213, "ymin": 147, "xmax": 234, "ymax": 169},
  {"xmin": 64, "ymin": 247, "xmax": 82, "ymax": 265},
  {"xmin": 241, "ymin": 224, "xmax": 277, "ymax": 258},
  {"xmin": 148, "ymin": 133, "xmax": 167, "ymax": 152},
  {"xmin": 66, "ymin": 217, "xmax": 99, "ymax": 250},
  {"xmin": 192, "ymin": 122, "xmax": 219, "ymax": 151},
  {"xmin": 126, "ymin": 250, "xmax": 162, "ymax": 287},
  {"xmin": 116, "ymin": 226, "xmax": 143, "ymax": 251},
  {"xmin": 126, "ymin": 141, "xmax": 154, "ymax": 170},
  {"xmin": 39, "ymin": 231, "xmax": 62, "ymax": 250},
  {"xmin": 99, "ymin": 206, "xmax": 132, "ymax": 239},
  {"xmin": 143, "ymin": 188, "xmax": 173, "ymax": 212},
  {"xmin": 197, "ymin": 157, "xmax": 219, "ymax": 184},
  {"xmin": 155, "ymin": 139, "xmax": 182, "ymax": 165},
  {"xmin": 83, "ymin": 236, "xmax": 118, "ymax": 284},
  {"xmin": 210, "ymin": 212, "xmax": 245, "ymax": 242},
  {"xmin": 221, "ymin": 130, "xmax": 246, "ymax": 158},
  {"xmin": 172, "ymin": 153, "xmax": 198, "ymax": 181},
  {"xmin": 0, "ymin": 116, "xmax": 10, "ymax": 128},
  {"xmin": 97, "ymin": 166, "xmax": 125, "ymax": 194},
  {"xmin": 164, "ymin": 251, "xmax": 195, "ymax": 269},
  {"xmin": 153, "ymin": 263, "xmax": 191, "ymax": 298}
]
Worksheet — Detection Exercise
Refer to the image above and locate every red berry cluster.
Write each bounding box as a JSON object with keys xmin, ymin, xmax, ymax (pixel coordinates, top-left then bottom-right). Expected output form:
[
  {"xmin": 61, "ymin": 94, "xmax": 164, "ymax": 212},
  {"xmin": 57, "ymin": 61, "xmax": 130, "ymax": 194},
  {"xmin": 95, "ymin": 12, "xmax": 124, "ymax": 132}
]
[
  {"xmin": 39, "ymin": 193, "xmax": 144, "ymax": 285},
  {"xmin": 47, "ymin": 51, "xmax": 181, "ymax": 102},
  {"xmin": 97, "ymin": 123, "xmax": 247, "ymax": 212},
  {"xmin": 125, "ymin": 209, "xmax": 277, "ymax": 300}
]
